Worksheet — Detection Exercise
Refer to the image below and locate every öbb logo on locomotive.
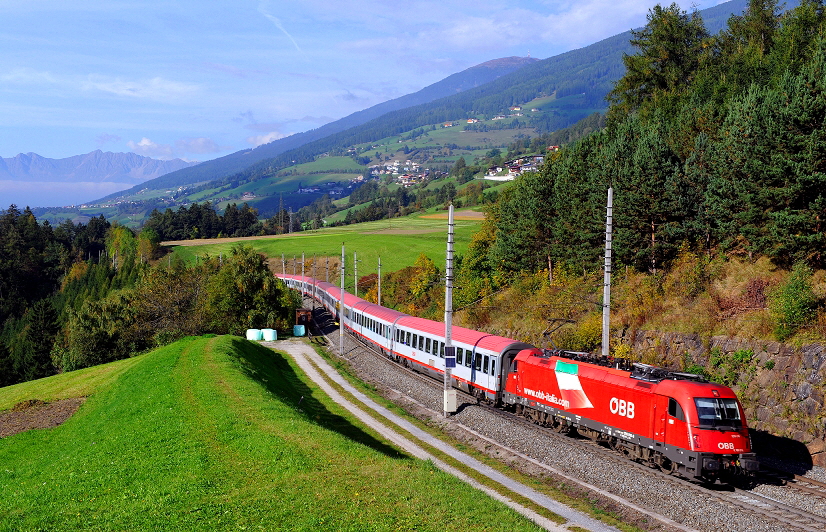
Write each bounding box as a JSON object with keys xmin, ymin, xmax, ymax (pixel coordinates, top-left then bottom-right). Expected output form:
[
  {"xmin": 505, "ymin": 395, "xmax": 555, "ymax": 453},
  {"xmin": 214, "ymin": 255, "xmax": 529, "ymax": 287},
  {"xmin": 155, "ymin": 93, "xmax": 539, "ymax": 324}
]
[
  {"xmin": 609, "ymin": 397, "xmax": 636, "ymax": 419},
  {"xmin": 279, "ymin": 273, "xmax": 761, "ymax": 484}
]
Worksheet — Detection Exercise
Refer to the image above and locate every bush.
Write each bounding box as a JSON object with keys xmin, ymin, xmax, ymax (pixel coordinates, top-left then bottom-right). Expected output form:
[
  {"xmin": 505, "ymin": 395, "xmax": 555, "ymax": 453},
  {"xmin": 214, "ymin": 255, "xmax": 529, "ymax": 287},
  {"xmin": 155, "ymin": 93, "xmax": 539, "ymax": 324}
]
[{"xmin": 770, "ymin": 262, "xmax": 818, "ymax": 341}]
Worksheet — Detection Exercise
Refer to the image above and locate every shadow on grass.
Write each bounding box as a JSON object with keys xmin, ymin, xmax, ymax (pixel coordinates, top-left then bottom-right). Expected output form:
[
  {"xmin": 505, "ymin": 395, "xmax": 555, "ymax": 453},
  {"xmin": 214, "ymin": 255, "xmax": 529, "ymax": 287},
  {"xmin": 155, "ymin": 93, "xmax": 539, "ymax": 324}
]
[{"xmin": 228, "ymin": 337, "xmax": 409, "ymax": 461}]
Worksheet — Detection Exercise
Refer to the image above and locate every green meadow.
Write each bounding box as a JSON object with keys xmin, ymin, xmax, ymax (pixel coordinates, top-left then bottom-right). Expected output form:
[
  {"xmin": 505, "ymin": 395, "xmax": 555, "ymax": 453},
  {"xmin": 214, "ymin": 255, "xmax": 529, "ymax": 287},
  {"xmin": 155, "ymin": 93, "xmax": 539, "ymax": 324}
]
[
  {"xmin": 170, "ymin": 214, "xmax": 483, "ymax": 278},
  {"xmin": 0, "ymin": 335, "xmax": 540, "ymax": 531}
]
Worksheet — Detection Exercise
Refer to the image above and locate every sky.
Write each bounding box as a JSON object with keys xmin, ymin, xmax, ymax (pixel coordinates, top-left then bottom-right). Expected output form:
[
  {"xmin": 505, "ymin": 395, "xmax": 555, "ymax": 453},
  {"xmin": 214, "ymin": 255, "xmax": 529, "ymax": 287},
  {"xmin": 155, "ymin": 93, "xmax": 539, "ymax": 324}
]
[{"xmin": 0, "ymin": 0, "xmax": 726, "ymax": 165}]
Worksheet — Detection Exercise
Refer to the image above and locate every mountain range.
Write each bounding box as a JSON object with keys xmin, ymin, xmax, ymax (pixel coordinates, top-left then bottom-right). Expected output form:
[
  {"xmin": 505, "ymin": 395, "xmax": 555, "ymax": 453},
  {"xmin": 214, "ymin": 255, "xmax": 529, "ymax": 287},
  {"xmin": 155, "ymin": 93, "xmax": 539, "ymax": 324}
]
[
  {"xmin": 0, "ymin": 150, "xmax": 195, "ymax": 184},
  {"xmin": 0, "ymin": 151, "xmax": 196, "ymax": 208}
]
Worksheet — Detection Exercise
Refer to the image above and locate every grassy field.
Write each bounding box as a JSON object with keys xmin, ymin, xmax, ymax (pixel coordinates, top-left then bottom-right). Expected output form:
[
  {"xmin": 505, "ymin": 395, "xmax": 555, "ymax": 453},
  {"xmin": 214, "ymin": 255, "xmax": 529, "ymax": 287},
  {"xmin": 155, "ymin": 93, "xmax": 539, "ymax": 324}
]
[
  {"xmin": 168, "ymin": 213, "xmax": 483, "ymax": 278},
  {"xmin": 0, "ymin": 335, "xmax": 541, "ymax": 531}
]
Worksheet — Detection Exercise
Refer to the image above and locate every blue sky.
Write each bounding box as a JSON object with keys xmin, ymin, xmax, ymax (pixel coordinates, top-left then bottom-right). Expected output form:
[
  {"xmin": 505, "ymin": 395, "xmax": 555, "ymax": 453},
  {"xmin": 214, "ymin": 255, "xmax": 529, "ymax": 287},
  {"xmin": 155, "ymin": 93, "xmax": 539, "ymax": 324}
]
[{"xmin": 0, "ymin": 0, "xmax": 725, "ymax": 163}]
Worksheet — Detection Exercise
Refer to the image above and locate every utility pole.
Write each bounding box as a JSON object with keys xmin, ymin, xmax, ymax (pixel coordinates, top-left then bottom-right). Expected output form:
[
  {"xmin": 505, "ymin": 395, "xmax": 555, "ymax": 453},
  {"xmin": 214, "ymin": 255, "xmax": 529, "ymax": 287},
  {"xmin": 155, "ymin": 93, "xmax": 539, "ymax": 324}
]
[
  {"xmin": 340, "ymin": 244, "xmax": 345, "ymax": 357},
  {"xmin": 444, "ymin": 203, "xmax": 457, "ymax": 416},
  {"xmin": 312, "ymin": 254, "xmax": 316, "ymax": 309},
  {"xmin": 602, "ymin": 187, "xmax": 614, "ymax": 358},
  {"xmin": 281, "ymin": 253, "xmax": 286, "ymax": 275},
  {"xmin": 301, "ymin": 252, "xmax": 305, "ymax": 304},
  {"xmin": 293, "ymin": 254, "xmax": 297, "ymax": 276},
  {"xmin": 377, "ymin": 256, "xmax": 382, "ymax": 306},
  {"xmin": 353, "ymin": 251, "xmax": 361, "ymax": 298},
  {"xmin": 326, "ymin": 256, "xmax": 329, "ymax": 283}
]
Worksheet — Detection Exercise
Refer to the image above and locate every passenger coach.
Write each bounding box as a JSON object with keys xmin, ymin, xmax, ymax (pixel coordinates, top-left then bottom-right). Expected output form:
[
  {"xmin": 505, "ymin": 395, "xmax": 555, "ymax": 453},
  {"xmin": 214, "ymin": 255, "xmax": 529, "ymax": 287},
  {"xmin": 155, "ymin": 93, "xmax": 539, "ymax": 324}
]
[{"xmin": 277, "ymin": 274, "xmax": 532, "ymax": 402}]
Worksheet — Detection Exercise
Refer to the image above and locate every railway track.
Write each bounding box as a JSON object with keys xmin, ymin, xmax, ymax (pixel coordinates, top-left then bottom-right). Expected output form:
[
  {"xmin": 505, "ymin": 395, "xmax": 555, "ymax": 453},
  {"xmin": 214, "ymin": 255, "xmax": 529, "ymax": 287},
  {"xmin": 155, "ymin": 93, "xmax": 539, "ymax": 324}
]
[{"xmin": 305, "ymin": 300, "xmax": 826, "ymax": 530}]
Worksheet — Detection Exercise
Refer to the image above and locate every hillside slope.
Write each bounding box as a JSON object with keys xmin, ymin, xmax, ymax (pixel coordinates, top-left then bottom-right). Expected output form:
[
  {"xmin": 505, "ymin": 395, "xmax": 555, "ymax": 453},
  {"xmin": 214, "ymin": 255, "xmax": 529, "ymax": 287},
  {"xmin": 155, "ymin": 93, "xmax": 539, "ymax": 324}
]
[
  {"xmin": 102, "ymin": 57, "xmax": 538, "ymax": 200},
  {"xmin": 0, "ymin": 335, "xmax": 536, "ymax": 530}
]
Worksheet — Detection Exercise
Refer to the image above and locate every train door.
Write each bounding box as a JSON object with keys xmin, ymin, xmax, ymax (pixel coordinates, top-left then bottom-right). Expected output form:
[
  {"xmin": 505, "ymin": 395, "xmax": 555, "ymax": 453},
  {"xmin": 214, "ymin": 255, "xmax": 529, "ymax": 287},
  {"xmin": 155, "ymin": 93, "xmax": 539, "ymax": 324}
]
[
  {"xmin": 653, "ymin": 398, "xmax": 667, "ymax": 442},
  {"xmin": 664, "ymin": 397, "xmax": 689, "ymax": 448}
]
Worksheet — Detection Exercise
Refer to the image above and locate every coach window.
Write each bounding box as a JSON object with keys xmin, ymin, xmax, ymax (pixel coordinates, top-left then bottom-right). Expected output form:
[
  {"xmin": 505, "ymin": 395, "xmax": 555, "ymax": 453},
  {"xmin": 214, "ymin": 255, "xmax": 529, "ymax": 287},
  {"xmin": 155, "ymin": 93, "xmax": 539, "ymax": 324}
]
[
  {"xmin": 425, "ymin": 337, "xmax": 431, "ymax": 353},
  {"xmin": 439, "ymin": 342, "xmax": 445, "ymax": 358},
  {"xmin": 405, "ymin": 331, "xmax": 411, "ymax": 345},
  {"xmin": 483, "ymin": 355, "xmax": 489, "ymax": 374},
  {"xmin": 474, "ymin": 352, "xmax": 482, "ymax": 371},
  {"xmin": 418, "ymin": 335, "xmax": 424, "ymax": 351},
  {"xmin": 668, "ymin": 398, "xmax": 685, "ymax": 421}
]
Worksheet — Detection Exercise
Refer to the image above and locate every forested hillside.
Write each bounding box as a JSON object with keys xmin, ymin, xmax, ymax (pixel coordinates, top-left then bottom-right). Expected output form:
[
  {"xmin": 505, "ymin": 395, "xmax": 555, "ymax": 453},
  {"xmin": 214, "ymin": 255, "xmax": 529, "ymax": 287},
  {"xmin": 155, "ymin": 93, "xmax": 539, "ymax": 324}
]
[
  {"xmin": 469, "ymin": 0, "xmax": 826, "ymax": 283},
  {"xmin": 0, "ymin": 206, "xmax": 299, "ymax": 387}
]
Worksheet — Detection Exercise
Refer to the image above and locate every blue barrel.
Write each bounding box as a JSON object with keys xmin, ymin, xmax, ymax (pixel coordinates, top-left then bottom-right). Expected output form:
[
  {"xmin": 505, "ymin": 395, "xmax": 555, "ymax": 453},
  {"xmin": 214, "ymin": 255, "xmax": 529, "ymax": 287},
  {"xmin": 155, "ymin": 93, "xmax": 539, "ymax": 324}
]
[
  {"xmin": 262, "ymin": 328, "xmax": 277, "ymax": 341},
  {"xmin": 245, "ymin": 329, "xmax": 263, "ymax": 341},
  {"xmin": 293, "ymin": 324, "xmax": 306, "ymax": 337}
]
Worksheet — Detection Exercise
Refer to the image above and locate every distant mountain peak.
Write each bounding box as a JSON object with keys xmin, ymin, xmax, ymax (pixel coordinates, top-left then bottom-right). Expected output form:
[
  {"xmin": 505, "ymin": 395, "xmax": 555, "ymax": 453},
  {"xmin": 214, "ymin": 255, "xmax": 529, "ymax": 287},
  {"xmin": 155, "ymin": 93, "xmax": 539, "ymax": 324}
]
[{"xmin": 472, "ymin": 56, "xmax": 539, "ymax": 70}]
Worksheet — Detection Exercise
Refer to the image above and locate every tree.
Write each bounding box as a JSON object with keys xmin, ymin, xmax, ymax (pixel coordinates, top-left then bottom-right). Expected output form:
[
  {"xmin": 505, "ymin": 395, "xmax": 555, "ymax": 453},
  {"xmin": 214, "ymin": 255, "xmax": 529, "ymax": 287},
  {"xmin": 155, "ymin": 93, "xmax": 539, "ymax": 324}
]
[
  {"xmin": 206, "ymin": 245, "xmax": 299, "ymax": 334},
  {"xmin": 609, "ymin": 3, "xmax": 708, "ymax": 116},
  {"xmin": 450, "ymin": 156, "xmax": 467, "ymax": 176}
]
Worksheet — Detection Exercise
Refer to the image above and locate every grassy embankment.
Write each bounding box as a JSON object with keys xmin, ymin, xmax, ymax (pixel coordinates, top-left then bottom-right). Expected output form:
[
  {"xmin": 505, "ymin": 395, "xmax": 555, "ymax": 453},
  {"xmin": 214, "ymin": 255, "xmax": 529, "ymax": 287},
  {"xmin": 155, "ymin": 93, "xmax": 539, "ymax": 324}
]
[{"xmin": 0, "ymin": 335, "xmax": 541, "ymax": 531}]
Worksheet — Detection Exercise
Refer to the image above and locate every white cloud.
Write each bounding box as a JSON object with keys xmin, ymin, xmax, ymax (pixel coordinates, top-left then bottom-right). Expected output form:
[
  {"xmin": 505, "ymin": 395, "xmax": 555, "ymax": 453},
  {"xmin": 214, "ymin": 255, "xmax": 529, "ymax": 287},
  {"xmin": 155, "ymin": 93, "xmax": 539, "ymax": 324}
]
[
  {"xmin": 127, "ymin": 137, "xmax": 174, "ymax": 158},
  {"xmin": 84, "ymin": 76, "xmax": 198, "ymax": 100},
  {"xmin": 246, "ymin": 131, "xmax": 286, "ymax": 147},
  {"xmin": 258, "ymin": 0, "xmax": 303, "ymax": 53},
  {"xmin": 127, "ymin": 136, "xmax": 224, "ymax": 159},
  {"xmin": 1, "ymin": 67, "xmax": 57, "ymax": 84}
]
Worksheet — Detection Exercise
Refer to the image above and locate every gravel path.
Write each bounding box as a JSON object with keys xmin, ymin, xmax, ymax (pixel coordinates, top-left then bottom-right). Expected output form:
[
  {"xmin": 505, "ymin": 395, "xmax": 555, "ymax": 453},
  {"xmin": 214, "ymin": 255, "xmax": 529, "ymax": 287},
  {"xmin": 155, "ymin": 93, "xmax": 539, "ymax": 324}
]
[{"xmin": 270, "ymin": 337, "xmax": 621, "ymax": 532}]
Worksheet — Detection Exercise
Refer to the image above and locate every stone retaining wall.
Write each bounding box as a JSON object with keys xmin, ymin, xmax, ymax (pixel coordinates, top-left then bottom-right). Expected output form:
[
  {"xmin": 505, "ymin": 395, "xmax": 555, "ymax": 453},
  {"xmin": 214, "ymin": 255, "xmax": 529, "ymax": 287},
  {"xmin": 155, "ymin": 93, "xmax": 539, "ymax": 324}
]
[{"xmin": 623, "ymin": 330, "xmax": 826, "ymax": 467}]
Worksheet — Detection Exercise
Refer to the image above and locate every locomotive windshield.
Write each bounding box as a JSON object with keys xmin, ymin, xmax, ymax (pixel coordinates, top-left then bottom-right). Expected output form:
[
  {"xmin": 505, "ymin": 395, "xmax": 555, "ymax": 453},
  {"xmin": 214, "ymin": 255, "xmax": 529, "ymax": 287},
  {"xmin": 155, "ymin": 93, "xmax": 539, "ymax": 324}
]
[{"xmin": 693, "ymin": 397, "xmax": 742, "ymax": 429}]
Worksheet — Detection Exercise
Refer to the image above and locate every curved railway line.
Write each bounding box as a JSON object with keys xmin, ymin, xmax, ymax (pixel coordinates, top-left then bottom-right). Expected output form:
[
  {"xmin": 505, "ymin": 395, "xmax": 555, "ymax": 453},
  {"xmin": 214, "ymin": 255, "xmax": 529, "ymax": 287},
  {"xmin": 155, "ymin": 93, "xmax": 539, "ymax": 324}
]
[{"xmin": 305, "ymin": 299, "xmax": 826, "ymax": 531}]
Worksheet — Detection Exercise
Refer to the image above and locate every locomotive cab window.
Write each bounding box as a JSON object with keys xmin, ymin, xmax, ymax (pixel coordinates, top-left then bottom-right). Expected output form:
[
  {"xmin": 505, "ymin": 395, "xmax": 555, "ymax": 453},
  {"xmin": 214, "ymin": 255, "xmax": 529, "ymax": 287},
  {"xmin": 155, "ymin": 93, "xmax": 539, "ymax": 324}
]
[
  {"xmin": 668, "ymin": 398, "xmax": 685, "ymax": 421},
  {"xmin": 694, "ymin": 397, "xmax": 742, "ymax": 429}
]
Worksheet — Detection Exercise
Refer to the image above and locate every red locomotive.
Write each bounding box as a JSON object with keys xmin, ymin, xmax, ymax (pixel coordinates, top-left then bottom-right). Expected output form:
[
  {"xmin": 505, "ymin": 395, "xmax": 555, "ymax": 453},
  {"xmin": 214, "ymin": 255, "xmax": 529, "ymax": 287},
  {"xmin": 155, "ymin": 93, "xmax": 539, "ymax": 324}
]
[
  {"xmin": 278, "ymin": 274, "xmax": 760, "ymax": 483},
  {"xmin": 503, "ymin": 348, "xmax": 759, "ymax": 483}
]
